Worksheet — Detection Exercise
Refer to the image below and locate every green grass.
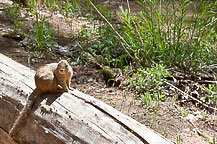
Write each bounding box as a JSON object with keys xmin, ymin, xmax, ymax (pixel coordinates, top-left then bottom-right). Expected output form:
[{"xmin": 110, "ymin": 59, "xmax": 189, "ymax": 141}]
[
  {"xmin": 79, "ymin": 0, "xmax": 217, "ymax": 70},
  {"xmin": 119, "ymin": 0, "xmax": 217, "ymax": 71},
  {"xmin": 4, "ymin": 0, "xmax": 217, "ymax": 107}
]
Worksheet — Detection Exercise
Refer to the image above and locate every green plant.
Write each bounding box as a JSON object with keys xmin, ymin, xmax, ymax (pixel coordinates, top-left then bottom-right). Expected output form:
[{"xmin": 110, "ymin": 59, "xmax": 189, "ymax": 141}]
[
  {"xmin": 81, "ymin": 0, "xmax": 111, "ymax": 21},
  {"xmin": 64, "ymin": 0, "xmax": 79, "ymax": 14},
  {"xmin": 4, "ymin": 3, "xmax": 20, "ymax": 20},
  {"xmin": 150, "ymin": 111, "xmax": 157, "ymax": 129},
  {"xmin": 96, "ymin": 4, "xmax": 112, "ymax": 21},
  {"xmin": 200, "ymin": 84, "xmax": 217, "ymax": 106},
  {"xmin": 177, "ymin": 106, "xmax": 188, "ymax": 117},
  {"xmin": 4, "ymin": 3, "xmax": 26, "ymax": 37},
  {"xmin": 201, "ymin": 111, "xmax": 209, "ymax": 119},
  {"xmin": 24, "ymin": 3, "xmax": 56, "ymax": 57},
  {"xmin": 198, "ymin": 130, "xmax": 216, "ymax": 144},
  {"xmin": 77, "ymin": 21, "xmax": 130, "ymax": 68},
  {"xmin": 212, "ymin": 135, "xmax": 216, "ymax": 144},
  {"xmin": 56, "ymin": 0, "xmax": 79, "ymax": 17},
  {"xmin": 4, "ymin": 0, "xmax": 57, "ymax": 58},
  {"xmin": 162, "ymin": 124, "xmax": 170, "ymax": 138},
  {"xmin": 36, "ymin": 20, "xmax": 55, "ymax": 49},
  {"xmin": 82, "ymin": 0, "xmax": 217, "ymax": 74},
  {"xmin": 177, "ymin": 135, "xmax": 181, "ymax": 144},
  {"xmin": 126, "ymin": 64, "xmax": 171, "ymax": 106},
  {"xmin": 90, "ymin": 25, "xmax": 130, "ymax": 68},
  {"xmin": 119, "ymin": 0, "xmax": 217, "ymax": 71}
]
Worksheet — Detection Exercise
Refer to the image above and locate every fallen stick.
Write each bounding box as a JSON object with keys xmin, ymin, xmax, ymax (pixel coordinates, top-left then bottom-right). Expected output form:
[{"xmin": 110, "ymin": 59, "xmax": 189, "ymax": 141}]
[
  {"xmin": 88, "ymin": 0, "xmax": 135, "ymax": 61},
  {"xmin": 165, "ymin": 81, "xmax": 217, "ymax": 111}
]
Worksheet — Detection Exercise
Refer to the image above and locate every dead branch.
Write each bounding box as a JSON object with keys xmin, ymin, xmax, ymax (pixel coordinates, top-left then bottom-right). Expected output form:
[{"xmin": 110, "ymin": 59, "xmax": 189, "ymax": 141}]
[
  {"xmin": 88, "ymin": 0, "xmax": 135, "ymax": 61},
  {"xmin": 165, "ymin": 81, "xmax": 217, "ymax": 111}
]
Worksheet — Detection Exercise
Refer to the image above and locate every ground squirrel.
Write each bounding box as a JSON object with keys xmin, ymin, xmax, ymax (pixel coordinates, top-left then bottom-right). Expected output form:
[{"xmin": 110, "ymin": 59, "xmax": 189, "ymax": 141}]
[{"xmin": 9, "ymin": 60, "xmax": 73, "ymax": 137}]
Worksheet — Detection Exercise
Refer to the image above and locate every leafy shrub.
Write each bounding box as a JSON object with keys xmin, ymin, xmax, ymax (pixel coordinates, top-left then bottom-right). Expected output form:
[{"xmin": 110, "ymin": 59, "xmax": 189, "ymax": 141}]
[
  {"xmin": 87, "ymin": 24, "xmax": 130, "ymax": 68},
  {"xmin": 201, "ymin": 84, "xmax": 217, "ymax": 106},
  {"xmin": 126, "ymin": 64, "xmax": 172, "ymax": 106}
]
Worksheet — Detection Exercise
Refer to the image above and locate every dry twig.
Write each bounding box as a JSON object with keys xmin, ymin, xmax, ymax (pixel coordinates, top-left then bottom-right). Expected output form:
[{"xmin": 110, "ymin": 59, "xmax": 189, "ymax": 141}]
[
  {"xmin": 165, "ymin": 81, "xmax": 217, "ymax": 111},
  {"xmin": 88, "ymin": 0, "xmax": 135, "ymax": 61}
]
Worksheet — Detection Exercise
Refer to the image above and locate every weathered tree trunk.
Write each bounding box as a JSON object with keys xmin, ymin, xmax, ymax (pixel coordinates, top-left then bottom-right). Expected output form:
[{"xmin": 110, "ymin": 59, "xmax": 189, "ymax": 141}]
[
  {"xmin": 0, "ymin": 128, "xmax": 17, "ymax": 144},
  {"xmin": 0, "ymin": 53, "xmax": 173, "ymax": 144}
]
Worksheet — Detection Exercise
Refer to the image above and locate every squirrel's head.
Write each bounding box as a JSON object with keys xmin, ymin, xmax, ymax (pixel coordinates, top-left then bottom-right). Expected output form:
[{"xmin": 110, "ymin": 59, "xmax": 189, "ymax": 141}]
[{"xmin": 57, "ymin": 60, "xmax": 70, "ymax": 74}]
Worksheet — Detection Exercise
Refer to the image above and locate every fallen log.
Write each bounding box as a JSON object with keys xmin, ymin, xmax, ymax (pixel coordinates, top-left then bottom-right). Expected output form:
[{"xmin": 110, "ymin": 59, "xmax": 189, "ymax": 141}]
[
  {"xmin": 0, "ymin": 53, "xmax": 173, "ymax": 144},
  {"xmin": 0, "ymin": 128, "xmax": 17, "ymax": 144}
]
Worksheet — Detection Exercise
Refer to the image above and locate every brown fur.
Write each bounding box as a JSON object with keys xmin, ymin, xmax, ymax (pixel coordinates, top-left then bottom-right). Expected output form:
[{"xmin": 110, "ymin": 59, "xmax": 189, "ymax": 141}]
[
  {"xmin": 9, "ymin": 60, "xmax": 73, "ymax": 138},
  {"xmin": 35, "ymin": 60, "xmax": 73, "ymax": 93}
]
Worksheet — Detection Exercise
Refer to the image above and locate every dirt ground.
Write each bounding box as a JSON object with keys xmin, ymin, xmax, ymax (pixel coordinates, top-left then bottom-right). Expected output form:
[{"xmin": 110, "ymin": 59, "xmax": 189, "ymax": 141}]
[{"xmin": 0, "ymin": 1, "xmax": 216, "ymax": 143}]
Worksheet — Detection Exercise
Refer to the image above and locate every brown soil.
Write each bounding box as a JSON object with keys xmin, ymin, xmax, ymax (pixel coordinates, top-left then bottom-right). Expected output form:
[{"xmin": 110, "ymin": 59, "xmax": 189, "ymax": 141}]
[{"xmin": 0, "ymin": 1, "xmax": 216, "ymax": 144}]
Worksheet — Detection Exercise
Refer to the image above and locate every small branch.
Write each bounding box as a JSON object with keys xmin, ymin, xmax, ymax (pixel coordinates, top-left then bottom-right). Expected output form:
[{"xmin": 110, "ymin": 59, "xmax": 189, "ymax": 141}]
[
  {"xmin": 198, "ymin": 80, "xmax": 217, "ymax": 84},
  {"xmin": 174, "ymin": 104, "xmax": 213, "ymax": 143},
  {"xmin": 188, "ymin": 120, "xmax": 213, "ymax": 143},
  {"xmin": 175, "ymin": 103, "xmax": 213, "ymax": 142},
  {"xmin": 88, "ymin": 0, "xmax": 135, "ymax": 61},
  {"xmin": 165, "ymin": 81, "xmax": 217, "ymax": 111},
  {"xmin": 188, "ymin": 120, "xmax": 202, "ymax": 136}
]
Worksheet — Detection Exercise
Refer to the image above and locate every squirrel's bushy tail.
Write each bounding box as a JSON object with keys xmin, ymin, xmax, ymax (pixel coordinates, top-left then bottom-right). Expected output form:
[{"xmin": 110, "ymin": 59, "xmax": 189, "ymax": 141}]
[{"xmin": 9, "ymin": 89, "xmax": 41, "ymax": 137}]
